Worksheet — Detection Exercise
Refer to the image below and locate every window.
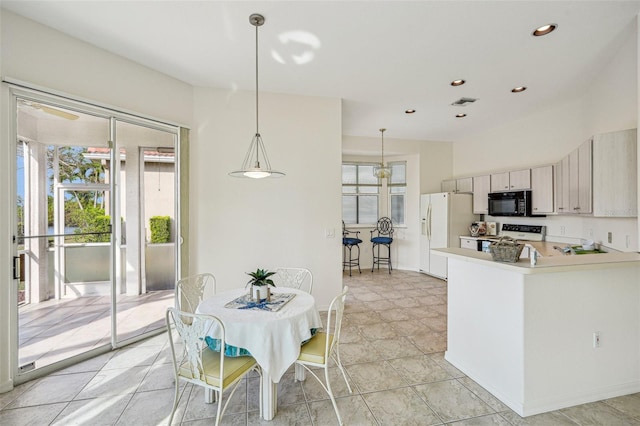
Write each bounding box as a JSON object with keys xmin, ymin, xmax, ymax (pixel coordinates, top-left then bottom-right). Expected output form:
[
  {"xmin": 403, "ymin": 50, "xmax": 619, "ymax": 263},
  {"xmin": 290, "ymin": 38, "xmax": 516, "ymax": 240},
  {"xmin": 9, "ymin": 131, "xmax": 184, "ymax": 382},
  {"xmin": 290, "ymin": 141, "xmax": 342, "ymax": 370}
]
[
  {"xmin": 342, "ymin": 160, "xmax": 407, "ymax": 225},
  {"xmin": 342, "ymin": 163, "xmax": 379, "ymax": 224},
  {"xmin": 388, "ymin": 161, "xmax": 406, "ymax": 225}
]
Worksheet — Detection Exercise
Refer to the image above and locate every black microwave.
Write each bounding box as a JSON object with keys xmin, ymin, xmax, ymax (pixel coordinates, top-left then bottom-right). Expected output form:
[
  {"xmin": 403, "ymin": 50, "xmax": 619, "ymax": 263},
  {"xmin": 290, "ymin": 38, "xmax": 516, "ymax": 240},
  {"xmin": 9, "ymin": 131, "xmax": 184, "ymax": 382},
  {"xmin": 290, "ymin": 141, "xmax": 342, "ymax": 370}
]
[{"xmin": 488, "ymin": 190, "xmax": 532, "ymax": 216}]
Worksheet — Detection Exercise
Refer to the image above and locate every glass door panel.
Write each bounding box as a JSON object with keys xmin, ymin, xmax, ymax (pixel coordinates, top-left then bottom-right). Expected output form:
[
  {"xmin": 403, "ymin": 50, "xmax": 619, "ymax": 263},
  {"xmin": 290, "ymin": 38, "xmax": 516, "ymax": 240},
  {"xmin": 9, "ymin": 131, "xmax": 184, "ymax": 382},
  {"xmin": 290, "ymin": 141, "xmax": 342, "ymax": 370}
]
[
  {"xmin": 16, "ymin": 97, "xmax": 112, "ymax": 373},
  {"xmin": 114, "ymin": 120, "xmax": 176, "ymax": 344}
]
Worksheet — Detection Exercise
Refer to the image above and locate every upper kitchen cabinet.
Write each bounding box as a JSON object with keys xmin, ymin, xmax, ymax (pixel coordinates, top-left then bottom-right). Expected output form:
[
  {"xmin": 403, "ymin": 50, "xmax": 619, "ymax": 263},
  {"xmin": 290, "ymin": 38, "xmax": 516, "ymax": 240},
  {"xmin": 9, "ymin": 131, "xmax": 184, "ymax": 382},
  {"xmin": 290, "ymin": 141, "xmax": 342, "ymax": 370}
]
[
  {"xmin": 490, "ymin": 169, "xmax": 531, "ymax": 192},
  {"xmin": 592, "ymin": 128, "xmax": 637, "ymax": 217},
  {"xmin": 441, "ymin": 179, "xmax": 456, "ymax": 192},
  {"xmin": 441, "ymin": 177, "xmax": 473, "ymax": 193},
  {"xmin": 472, "ymin": 175, "xmax": 491, "ymax": 214},
  {"xmin": 456, "ymin": 177, "xmax": 473, "ymax": 193},
  {"xmin": 530, "ymin": 165, "xmax": 554, "ymax": 214},
  {"xmin": 556, "ymin": 139, "xmax": 592, "ymax": 214}
]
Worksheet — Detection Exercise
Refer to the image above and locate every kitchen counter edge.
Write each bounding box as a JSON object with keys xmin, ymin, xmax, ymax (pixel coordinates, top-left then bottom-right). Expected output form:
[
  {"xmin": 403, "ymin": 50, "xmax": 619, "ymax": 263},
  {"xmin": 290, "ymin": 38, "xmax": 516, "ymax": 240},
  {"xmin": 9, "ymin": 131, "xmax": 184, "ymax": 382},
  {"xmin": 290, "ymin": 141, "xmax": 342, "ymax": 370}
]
[{"xmin": 433, "ymin": 248, "xmax": 640, "ymax": 274}]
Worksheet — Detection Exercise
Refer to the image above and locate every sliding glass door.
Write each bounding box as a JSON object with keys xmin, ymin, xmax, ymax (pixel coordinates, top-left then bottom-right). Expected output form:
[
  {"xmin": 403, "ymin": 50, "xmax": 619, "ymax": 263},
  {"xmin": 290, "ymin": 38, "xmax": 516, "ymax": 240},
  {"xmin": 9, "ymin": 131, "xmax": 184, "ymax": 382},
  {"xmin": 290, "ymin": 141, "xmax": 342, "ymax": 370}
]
[{"xmin": 12, "ymin": 88, "xmax": 180, "ymax": 381}]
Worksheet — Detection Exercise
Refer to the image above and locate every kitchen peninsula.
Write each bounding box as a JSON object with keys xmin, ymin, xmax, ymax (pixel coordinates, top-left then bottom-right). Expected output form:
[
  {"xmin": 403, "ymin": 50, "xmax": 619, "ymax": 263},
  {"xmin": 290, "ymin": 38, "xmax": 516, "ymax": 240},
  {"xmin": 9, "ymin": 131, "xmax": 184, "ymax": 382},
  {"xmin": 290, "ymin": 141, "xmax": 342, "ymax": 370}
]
[{"xmin": 434, "ymin": 248, "xmax": 640, "ymax": 417}]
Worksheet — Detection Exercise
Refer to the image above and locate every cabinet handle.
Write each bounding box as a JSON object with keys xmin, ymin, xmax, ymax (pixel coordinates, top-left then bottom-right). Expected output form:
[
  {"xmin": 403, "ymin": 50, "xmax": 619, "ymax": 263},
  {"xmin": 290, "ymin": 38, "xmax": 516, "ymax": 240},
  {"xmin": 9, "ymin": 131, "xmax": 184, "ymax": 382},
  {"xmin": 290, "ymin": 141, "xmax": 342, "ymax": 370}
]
[{"xmin": 573, "ymin": 207, "xmax": 580, "ymax": 210}]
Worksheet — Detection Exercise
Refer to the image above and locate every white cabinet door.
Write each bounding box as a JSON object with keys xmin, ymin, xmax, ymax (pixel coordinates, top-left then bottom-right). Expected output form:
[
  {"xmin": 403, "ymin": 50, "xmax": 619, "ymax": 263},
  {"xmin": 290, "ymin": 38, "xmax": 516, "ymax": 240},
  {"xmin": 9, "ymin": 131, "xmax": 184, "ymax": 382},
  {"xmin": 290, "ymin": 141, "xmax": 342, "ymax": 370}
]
[
  {"xmin": 531, "ymin": 165, "xmax": 553, "ymax": 214},
  {"xmin": 577, "ymin": 139, "xmax": 592, "ymax": 214},
  {"xmin": 555, "ymin": 157, "xmax": 570, "ymax": 213},
  {"xmin": 509, "ymin": 169, "xmax": 531, "ymax": 190},
  {"xmin": 441, "ymin": 179, "xmax": 456, "ymax": 192},
  {"xmin": 490, "ymin": 172, "xmax": 510, "ymax": 192},
  {"xmin": 456, "ymin": 177, "xmax": 473, "ymax": 193},
  {"xmin": 473, "ymin": 175, "xmax": 490, "ymax": 214},
  {"xmin": 592, "ymin": 129, "xmax": 637, "ymax": 217}
]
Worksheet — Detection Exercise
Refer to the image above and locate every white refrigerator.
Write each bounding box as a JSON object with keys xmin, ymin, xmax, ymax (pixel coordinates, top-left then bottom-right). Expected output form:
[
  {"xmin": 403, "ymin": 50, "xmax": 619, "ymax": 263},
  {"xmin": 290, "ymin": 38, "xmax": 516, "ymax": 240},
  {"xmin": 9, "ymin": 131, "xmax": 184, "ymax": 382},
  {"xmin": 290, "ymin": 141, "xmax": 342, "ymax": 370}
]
[{"xmin": 420, "ymin": 192, "xmax": 477, "ymax": 279}]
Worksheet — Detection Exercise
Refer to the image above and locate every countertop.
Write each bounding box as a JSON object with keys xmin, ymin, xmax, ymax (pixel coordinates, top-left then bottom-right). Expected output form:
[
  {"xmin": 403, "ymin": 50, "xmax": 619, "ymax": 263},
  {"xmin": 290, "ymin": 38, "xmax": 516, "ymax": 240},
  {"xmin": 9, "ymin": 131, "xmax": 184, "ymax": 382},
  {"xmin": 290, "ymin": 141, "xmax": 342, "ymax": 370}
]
[
  {"xmin": 459, "ymin": 236, "xmax": 603, "ymax": 257},
  {"xmin": 434, "ymin": 247, "xmax": 640, "ymax": 274}
]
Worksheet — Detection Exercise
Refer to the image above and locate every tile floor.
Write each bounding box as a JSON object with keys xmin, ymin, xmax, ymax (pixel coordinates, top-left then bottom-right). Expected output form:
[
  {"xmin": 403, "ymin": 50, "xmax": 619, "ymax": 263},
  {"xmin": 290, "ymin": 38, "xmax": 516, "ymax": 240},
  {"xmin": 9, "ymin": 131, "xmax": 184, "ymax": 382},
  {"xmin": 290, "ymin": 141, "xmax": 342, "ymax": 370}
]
[
  {"xmin": 19, "ymin": 290, "xmax": 174, "ymax": 369},
  {"xmin": 2, "ymin": 270, "xmax": 640, "ymax": 425}
]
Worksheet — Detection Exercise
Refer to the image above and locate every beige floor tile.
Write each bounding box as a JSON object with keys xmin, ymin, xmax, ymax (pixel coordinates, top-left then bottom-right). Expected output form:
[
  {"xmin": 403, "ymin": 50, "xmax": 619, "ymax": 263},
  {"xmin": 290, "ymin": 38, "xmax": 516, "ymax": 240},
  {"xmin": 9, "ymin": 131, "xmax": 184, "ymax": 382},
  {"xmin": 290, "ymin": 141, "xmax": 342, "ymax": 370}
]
[
  {"xmin": 357, "ymin": 322, "xmax": 401, "ymax": 340},
  {"xmin": 247, "ymin": 403, "xmax": 311, "ymax": 425},
  {"xmin": 448, "ymin": 413, "xmax": 512, "ymax": 425},
  {"xmin": 308, "ymin": 395, "xmax": 377, "ymax": 426},
  {"xmin": 7, "ymin": 372, "xmax": 96, "ymax": 408},
  {"xmin": 603, "ymin": 392, "xmax": 640, "ymax": 419},
  {"xmin": 388, "ymin": 355, "xmax": 452, "ymax": 385},
  {"xmin": 370, "ymin": 336, "xmax": 424, "ymax": 359},
  {"xmin": 75, "ymin": 365, "xmax": 150, "ymax": 399},
  {"xmin": 457, "ymin": 377, "xmax": 510, "ymax": 413},
  {"xmin": 52, "ymin": 394, "xmax": 133, "ymax": 425},
  {"xmin": 345, "ymin": 361, "xmax": 408, "ymax": 393},
  {"xmin": 116, "ymin": 388, "xmax": 176, "ymax": 425},
  {"xmin": 0, "ymin": 402, "xmax": 67, "ymax": 426},
  {"xmin": 562, "ymin": 400, "xmax": 640, "ymax": 425},
  {"xmin": 413, "ymin": 379, "xmax": 494, "ymax": 423},
  {"xmin": 500, "ymin": 410, "xmax": 578, "ymax": 425},
  {"xmin": 299, "ymin": 366, "xmax": 354, "ymax": 401},
  {"xmin": 363, "ymin": 387, "xmax": 442, "ymax": 425}
]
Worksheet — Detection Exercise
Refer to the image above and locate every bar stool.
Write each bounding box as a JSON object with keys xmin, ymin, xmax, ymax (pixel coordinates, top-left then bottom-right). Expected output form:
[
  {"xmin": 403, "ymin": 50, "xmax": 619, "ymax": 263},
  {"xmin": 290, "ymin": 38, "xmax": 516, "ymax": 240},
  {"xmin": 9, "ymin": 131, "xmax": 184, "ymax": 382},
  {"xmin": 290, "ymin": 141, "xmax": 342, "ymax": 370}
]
[
  {"xmin": 342, "ymin": 221, "xmax": 362, "ymax": 276},
  {"xmin": 370, "ymin": 217, "xmax": 394, "ymax": 273}
]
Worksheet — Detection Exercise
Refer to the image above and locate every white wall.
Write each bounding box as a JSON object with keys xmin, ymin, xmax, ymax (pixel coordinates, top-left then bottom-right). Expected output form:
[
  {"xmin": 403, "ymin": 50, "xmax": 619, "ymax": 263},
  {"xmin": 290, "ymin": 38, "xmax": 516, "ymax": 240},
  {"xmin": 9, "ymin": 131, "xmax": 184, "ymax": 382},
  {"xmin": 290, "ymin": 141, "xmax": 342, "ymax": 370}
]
[
  {"xmin": 0, "ymin": 11, "xmax": 193, "ymax": 126},
  {"xmin": 192, "ymin": 87, "xmax": 343, "ymax": 309},
  {"xmin": 0, "ymin": 10, "xmax": 193, "ymax": 393},
  {"xmin": 451, "ymin": 18, "xmax": 639, "ymax": 252}
]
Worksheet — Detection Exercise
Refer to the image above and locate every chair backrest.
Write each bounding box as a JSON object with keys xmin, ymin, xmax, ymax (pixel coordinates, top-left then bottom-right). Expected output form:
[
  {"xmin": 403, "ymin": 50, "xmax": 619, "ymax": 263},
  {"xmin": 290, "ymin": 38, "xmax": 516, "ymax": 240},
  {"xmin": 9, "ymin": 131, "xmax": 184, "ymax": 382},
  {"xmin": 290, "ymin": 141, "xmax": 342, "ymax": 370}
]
[
  {"xmin": 324, "ymin": 286, "xmax": 349, "ymax": 360},
  {"xmin": 372, "ymin": 217, "xmax": 394, "ymax": 237},
  {"xmin": 166, "ymin": 307, "xmax": 224, "ymax": 386},
  {"xmin": 176, "ymin": 273, "xmax": 216, "ymax": 314},
  {"xmin": 273, "ymin": 267, "xmax": 313, "ymax": 294},
  {"xmin": 342, "ymin": 221, "xmax": 360, "ymax": 239}
]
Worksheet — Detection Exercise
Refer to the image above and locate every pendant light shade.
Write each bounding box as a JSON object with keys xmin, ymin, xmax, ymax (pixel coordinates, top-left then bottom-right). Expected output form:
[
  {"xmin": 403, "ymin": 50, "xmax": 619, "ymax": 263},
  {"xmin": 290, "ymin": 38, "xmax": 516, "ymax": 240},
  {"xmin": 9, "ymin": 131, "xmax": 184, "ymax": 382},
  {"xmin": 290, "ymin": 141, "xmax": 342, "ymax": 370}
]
[
  {"xmin": 229, "ymin": 13, "xmax": 285, "ymax": 179},
  {"xmin": 373, "ymin": 128, "xmax": 391, "ymax": 179}
]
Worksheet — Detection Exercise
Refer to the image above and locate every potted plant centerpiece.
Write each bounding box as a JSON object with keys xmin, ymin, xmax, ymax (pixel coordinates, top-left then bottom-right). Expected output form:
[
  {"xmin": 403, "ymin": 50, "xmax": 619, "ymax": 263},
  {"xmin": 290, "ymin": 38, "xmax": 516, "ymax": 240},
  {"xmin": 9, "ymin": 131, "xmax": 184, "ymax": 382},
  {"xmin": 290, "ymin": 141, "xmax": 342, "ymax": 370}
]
[{"xmin": 246, "ymin": 268, "xmax": 276, "ymax": 301}]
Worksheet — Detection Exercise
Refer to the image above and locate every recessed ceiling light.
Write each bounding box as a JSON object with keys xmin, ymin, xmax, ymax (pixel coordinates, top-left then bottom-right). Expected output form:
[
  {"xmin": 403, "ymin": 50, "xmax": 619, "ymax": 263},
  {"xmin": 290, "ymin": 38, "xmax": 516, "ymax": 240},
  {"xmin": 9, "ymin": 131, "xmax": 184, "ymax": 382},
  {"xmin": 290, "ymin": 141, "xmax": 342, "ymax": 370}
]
[
  {"xmin": 511, "ymin": 86, "xmax": 527, "ymax": 93},
  {"xmin": 405, "ymin": 109, "xmax": 416, "ymax": 114},
  {"xmin": 456, "ymin": 113, "xmax": 467, "ymax": 118},
  {"xmin": 532, "ymin": 23, "xmax": 557, "ymax": 37},
  {"xmin": 451, "ymin": 79, "xmax": 466, "ymax": 86}
]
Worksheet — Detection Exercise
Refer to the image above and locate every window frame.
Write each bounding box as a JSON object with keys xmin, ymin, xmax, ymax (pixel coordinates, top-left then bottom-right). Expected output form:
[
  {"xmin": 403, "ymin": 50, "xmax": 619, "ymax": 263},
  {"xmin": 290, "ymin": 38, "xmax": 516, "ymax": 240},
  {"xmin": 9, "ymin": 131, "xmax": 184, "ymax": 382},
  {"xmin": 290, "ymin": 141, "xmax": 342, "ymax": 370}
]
[
  {"xmin": 387, "ymin": 161, "xmax": 407, "ymax": 226},
  {"xmin": 341, "ymin": 162, "xmax": 380, "ymax": 225}
]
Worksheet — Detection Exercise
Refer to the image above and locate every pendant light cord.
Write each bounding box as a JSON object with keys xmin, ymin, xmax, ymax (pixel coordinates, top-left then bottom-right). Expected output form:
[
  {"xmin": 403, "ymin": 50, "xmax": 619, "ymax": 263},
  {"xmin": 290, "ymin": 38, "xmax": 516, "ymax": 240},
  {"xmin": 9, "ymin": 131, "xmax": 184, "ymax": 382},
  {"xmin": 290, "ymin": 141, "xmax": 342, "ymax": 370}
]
[{"xmin": 255, "ymin": 21, "xmax": 260, "ymax": 136}]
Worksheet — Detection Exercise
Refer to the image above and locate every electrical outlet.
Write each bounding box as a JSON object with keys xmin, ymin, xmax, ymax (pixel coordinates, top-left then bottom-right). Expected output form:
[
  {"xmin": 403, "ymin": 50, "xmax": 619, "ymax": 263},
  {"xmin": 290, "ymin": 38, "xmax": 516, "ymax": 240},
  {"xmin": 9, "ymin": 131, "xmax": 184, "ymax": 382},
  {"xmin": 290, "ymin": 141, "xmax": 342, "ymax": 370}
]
[
  {"xmin": 588, "ymin": 228, "xmax": 593, "ymax": 238},
  {"xmin": 593, "ymin": 332, "xmax": 601, "ymax": 348},
  {"xmin": 325, "ymin": 228, "xmax": 335, "ymax": 238},
  {"xmin": 608, "ymin": 232, "xmax": 612, "ymax": 244},
  {"xmin": 626, "ymin": 235, "xmax": 631, "ymax": 248},
  {"xmin": 560, "ymin": 226, "xmax": 566, "ymax": 235}
]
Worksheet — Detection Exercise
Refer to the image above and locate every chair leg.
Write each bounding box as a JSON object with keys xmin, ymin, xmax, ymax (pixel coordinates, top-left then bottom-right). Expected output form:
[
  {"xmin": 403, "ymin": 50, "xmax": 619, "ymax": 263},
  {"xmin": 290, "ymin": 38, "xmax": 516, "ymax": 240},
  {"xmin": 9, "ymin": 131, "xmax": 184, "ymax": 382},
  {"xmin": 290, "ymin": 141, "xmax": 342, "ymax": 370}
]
[
  {"xmin": 333, "ymin": 347, "xmax": 353, "ymax": 394},
  {"xmin": 324, "ymin": 365, "xmax": 344, "ymax": 426},
  {"xmin": 168, "ymin": 377, "xmax": 180, "ymax": 425}
]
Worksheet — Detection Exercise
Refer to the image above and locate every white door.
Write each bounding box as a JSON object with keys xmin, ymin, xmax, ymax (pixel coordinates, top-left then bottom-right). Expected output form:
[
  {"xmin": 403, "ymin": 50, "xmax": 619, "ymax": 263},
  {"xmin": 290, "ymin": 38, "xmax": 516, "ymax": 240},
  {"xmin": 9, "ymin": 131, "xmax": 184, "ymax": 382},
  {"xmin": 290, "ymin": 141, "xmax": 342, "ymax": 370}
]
[
  {"xmin": 428, "ymin": 193, "xmax": 449, "ymax": 278},
  {"xmin": 419, "ymin": 194, "xmax": 430, "ymax": 272}
]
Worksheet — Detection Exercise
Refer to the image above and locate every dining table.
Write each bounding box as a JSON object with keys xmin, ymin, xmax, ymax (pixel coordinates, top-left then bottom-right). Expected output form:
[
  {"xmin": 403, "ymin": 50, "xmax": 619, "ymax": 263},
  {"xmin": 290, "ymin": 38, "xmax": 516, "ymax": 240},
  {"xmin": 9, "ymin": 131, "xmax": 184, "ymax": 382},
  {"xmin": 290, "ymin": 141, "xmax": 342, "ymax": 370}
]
[{"xmin": 195, "ymin": 286, "xmax": 322, "ymax": 420}]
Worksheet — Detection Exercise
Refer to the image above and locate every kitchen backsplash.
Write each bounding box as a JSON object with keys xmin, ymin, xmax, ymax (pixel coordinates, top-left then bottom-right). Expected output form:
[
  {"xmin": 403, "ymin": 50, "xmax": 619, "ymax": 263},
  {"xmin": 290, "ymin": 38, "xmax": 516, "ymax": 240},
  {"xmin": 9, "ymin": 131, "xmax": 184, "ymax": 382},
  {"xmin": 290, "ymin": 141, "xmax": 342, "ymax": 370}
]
[{"xmin": 485, "ymin": 214, "xmax": 639, "ymax": 252}]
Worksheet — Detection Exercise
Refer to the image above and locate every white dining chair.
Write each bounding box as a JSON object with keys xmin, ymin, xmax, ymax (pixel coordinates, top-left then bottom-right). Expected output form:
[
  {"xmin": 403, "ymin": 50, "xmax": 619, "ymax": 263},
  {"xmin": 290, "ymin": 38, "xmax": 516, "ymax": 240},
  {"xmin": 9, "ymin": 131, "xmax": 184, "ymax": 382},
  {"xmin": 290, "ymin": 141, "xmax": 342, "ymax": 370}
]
[
  {"xmin": 165, "ymin": 307, "xmax": 261, "ymax": 426},
  {"xmin": 273, "ymin": 267, "xmax": 313, "ymax": 294},
  {"xmin": 175, "ymin": 272, "xmax": 216, "ymax": 314},
  {"xmin": 295, "ymin": 286, "xmax": 352, "ymax": 425}
]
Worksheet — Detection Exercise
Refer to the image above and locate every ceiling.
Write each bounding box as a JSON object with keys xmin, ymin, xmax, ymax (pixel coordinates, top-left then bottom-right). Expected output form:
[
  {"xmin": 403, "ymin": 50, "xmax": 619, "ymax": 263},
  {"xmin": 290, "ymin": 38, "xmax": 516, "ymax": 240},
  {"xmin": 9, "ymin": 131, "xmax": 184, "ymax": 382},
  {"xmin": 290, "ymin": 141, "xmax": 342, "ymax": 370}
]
[{"xmin": 3, "ymin": 1, "xmax": 640, "ymax": 142}]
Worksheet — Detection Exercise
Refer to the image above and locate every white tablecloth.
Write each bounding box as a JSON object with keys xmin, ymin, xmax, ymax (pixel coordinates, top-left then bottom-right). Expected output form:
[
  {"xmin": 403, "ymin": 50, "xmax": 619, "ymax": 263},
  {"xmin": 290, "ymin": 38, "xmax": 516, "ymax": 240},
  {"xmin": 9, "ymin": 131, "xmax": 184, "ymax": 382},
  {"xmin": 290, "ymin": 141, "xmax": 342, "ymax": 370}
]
[{"xmin": 196, "ymin": 287, "xmax": 322, "ymax": 383}]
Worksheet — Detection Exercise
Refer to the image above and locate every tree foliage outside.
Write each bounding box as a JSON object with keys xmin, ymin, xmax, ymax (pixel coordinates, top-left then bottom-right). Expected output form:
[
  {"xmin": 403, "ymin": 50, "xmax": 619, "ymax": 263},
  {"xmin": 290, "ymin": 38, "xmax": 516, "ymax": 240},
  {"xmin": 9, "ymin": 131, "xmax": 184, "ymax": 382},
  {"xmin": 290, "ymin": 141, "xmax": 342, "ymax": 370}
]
[{"xmin": 47, "ymin": 146, "xmax": 111, "ymax": 243}]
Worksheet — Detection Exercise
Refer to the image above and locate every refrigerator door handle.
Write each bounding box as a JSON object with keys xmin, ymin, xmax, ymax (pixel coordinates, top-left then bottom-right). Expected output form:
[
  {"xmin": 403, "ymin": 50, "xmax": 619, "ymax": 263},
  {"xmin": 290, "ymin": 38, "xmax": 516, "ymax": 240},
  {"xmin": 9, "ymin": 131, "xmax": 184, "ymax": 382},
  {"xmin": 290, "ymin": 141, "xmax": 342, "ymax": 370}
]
[
  {"xmin": 421, "ymin": 217, "xmax": 427, "ymax": 235},
  {"xmin": 426, "ymin": 204, "xmax": 432, "ymax": 240}
]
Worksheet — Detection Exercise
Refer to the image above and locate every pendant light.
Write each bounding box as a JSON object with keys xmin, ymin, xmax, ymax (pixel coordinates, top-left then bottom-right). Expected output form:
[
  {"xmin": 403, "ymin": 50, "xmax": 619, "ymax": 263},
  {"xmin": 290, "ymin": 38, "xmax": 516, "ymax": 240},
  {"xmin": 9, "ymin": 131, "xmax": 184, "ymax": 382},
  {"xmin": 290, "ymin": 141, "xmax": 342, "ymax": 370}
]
[
  {"xmin": 373, "ymin": 128, "xmax": 391, "ymax": 179},
  {"xmin": 229, "ymin": 14, "xmax": 285, "ymax": 179}
]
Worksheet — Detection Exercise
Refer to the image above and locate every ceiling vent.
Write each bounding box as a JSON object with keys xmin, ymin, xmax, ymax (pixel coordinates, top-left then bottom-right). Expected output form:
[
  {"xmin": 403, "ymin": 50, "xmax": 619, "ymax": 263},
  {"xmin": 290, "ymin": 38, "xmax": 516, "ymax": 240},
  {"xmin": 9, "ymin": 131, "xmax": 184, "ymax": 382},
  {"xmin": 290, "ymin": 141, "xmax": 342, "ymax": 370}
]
[{"xmin": 451, "ymin": 97, "xmax": 478, "ymax": 107}]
